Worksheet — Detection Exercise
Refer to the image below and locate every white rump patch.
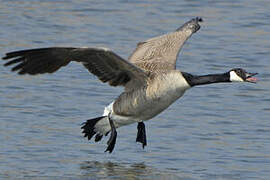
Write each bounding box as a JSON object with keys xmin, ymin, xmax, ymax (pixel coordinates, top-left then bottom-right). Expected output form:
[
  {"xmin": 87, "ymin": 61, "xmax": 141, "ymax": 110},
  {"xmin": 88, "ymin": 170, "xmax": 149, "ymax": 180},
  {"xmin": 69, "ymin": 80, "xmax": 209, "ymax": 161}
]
[
  {"xmin": 103, "ymin": 101, "xmax": 114, "ymax": 116},
  {"xmin": 94, "ymin": 101, "xmax": 138, "ymax": 134}
]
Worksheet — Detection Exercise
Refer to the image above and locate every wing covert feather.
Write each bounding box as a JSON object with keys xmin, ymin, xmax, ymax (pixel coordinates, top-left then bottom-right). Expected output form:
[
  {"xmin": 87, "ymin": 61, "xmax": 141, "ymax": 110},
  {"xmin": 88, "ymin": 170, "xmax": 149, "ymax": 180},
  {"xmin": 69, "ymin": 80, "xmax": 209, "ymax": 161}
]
[{"xmin": 128, "ymin": 17, "xmax": 202, "ymax": 72}]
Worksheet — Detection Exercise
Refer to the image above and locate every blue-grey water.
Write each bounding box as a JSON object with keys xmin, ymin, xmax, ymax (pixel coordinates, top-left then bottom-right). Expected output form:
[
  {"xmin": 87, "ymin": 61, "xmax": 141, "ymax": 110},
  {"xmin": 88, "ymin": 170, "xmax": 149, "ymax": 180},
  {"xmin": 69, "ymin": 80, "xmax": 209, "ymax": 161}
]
[{"xmin": 0, "ymin": 0, "xmax": 270, "ymax": 179}]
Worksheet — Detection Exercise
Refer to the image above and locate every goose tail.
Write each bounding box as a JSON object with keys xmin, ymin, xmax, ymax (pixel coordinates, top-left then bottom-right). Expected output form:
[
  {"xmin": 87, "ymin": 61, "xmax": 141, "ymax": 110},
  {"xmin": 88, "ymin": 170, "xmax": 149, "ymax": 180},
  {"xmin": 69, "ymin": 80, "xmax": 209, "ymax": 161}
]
[{"xmin": 81, "ymin": 116, "xmax": 109, "ymax": 142}]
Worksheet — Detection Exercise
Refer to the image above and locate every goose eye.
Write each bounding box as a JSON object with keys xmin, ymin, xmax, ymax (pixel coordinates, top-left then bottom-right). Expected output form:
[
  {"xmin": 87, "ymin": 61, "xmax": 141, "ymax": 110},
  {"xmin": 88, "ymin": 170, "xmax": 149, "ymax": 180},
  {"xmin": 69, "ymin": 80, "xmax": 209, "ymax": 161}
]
[{"xmin": 235, "ymin": 69, "xmax": 246, "ymax": 79}]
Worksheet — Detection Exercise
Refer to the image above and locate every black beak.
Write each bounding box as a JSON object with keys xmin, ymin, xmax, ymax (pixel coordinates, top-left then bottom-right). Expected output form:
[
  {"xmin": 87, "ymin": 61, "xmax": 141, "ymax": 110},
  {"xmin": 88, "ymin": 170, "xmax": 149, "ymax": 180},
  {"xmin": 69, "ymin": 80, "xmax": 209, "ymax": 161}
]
[{"xmin": 245, "ymin": 72, "xmax": 258, "ymax": 83}]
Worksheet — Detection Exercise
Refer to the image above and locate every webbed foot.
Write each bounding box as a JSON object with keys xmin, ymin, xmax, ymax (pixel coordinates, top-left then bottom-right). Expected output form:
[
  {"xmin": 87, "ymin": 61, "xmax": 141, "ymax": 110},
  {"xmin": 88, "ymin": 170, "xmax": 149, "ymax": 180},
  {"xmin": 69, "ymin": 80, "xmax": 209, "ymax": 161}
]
[{"xmin": 136, "ymin": 122, "xmax": 147, "ymax": 149}]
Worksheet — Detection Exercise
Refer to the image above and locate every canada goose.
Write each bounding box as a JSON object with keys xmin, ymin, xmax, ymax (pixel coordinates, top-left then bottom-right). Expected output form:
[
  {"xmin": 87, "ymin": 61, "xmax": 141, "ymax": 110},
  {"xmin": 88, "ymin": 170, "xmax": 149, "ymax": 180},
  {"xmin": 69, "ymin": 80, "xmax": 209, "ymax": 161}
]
[{"xmin": 2, "ymin": 17, "xmax": 257, "ymax": 153}]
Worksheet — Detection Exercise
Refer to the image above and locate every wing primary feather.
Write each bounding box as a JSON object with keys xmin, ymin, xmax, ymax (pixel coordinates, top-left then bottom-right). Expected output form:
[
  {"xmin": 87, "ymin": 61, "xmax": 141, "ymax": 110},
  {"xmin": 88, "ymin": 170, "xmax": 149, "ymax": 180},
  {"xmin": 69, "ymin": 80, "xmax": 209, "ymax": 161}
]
[
  {"xmin": 11, "ymin": 62, "xmax": 26, "ymax": 72},
  {"xmin": 4, "ymin": 57, "xmax": 24, "ymax": 66},
  {"xmin": 2, "ymin": 47, "xmax": 148, "ymax": 89}
]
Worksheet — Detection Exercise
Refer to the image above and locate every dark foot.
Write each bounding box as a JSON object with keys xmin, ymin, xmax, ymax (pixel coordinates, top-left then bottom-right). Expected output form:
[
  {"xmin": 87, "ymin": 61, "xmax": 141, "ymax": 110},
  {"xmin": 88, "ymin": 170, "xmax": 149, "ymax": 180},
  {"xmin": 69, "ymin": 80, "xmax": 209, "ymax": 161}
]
[
  {"xmin": 105, "ymin": 116, "xmax": 117, "ymax": 153},
  {"xmin": 136, "ymin": 122, "xmax": 147, "ymax": 149}
]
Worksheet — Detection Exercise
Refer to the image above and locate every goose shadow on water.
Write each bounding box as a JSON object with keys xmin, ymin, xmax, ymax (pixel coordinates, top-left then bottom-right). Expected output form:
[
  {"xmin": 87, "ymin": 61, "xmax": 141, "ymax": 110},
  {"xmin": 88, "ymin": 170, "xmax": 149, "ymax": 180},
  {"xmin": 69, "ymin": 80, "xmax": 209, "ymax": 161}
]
[{"xmin": 79, "ymin": 161, "xmax": 195, "ymax": 180}]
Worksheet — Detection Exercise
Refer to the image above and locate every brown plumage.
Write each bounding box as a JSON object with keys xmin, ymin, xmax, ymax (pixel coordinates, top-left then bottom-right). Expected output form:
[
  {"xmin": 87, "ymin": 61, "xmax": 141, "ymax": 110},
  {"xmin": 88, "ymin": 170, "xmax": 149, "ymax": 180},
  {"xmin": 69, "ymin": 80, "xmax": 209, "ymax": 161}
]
[
  {"xmin": 2, "ymin": 17, "xmax": 202, "ymax": 123},
  {"xmin": 2, "ymin": 17, "xmax": 202, "ymax": 91},
  {"xmin": 3, "ymin": 47, "xmax": 148, "ymax": 90},
  {"xmin": 129, "ymin": 17, "xmax": 202, "ymax": 72},
  {"xmin": 2, "ymin": 17, "xmax": 203, "ymax": 153}
]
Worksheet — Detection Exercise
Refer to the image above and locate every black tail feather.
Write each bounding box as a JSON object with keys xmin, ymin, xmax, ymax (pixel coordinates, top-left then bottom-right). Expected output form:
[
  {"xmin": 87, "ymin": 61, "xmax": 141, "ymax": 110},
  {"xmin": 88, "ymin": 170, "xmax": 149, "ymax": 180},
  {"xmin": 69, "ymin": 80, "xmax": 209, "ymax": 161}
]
[
  {"xmin": 81, "ymin": 116, "xmax": 105, "ymax": 141},
  {"xmin": 95, "ymin": 134, "xmax": 103, "ymax": 142}
]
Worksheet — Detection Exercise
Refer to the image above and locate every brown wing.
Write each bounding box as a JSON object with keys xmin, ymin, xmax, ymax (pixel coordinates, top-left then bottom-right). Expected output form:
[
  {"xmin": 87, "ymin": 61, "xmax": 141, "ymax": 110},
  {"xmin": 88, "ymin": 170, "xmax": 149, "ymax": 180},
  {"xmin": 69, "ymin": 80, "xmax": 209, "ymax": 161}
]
[
  {"xmin": 2, "ymin": 47, "xmax": 148, "ymax": 89},
  {"xmin": 128, "ymin": 17, "xmax": 202, "ymax": 72}
]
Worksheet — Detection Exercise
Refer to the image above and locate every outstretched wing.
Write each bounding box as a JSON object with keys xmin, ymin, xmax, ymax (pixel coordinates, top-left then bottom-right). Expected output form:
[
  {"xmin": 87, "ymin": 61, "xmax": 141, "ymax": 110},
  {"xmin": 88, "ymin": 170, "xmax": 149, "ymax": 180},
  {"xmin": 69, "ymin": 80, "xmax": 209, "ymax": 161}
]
[
  {"xmin": 2, "ymin": 47, "xmax": 148, "ymax": 90},
  {"xmin": 128, "ymin": 17, "xmax": 202, "ymax": 72}
]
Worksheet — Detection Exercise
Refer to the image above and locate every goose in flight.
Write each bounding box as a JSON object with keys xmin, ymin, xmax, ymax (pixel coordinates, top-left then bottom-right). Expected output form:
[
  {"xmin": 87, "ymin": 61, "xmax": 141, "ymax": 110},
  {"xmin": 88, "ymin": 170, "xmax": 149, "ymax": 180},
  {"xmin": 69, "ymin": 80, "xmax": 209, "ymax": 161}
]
[{"xmin": 2, "ymin": 17, "xmax": 258, "ymax": 153}]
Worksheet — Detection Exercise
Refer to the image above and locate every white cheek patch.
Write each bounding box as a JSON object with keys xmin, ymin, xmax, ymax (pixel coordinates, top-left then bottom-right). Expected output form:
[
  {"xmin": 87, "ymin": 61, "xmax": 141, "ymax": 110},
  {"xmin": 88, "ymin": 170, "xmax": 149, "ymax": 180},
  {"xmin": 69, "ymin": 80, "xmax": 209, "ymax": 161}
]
[{"xmin": 230, "ymin": 71, "xmax": 244, "ymax": 82}]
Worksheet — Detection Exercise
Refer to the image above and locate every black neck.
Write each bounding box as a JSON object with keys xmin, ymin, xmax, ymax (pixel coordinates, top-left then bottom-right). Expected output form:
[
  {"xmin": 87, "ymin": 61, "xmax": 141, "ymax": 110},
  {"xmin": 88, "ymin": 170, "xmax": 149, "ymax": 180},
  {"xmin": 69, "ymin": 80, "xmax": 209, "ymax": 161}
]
[{"xmin": 182, "ymin": 72, "xmax": 230, "ymax": 87}]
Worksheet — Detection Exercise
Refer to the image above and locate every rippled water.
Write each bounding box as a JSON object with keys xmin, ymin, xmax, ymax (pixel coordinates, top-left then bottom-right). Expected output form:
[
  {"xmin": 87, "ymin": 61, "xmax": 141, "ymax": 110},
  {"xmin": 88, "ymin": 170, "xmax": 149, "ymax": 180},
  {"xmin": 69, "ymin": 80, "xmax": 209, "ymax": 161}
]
[{"xmin": 1, "ymin": 0, "xmax": 270, "ymax": 179}]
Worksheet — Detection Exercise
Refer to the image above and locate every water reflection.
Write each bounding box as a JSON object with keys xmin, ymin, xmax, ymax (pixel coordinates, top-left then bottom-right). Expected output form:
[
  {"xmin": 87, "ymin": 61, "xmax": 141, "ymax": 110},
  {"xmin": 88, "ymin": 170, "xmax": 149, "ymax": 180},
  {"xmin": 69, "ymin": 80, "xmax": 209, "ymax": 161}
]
[
  {"xmin": 81, "ymin": 161, "xmax": 148, "ymax": 179},
  {"xmin": 1, "ymin": 0, "xmax": 270, "ymax": 179},
  {"xmin": 80, "ymin": 161, "xmax": 193, "ymax": 180}
]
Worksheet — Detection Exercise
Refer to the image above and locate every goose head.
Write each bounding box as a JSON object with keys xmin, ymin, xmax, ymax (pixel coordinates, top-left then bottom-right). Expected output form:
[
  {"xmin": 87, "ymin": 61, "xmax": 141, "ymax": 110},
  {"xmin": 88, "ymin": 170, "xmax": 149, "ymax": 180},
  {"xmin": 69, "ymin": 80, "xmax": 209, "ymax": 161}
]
[{"xmin": 229, "ymin": 68, "xmax": 258, "ymax": 83}]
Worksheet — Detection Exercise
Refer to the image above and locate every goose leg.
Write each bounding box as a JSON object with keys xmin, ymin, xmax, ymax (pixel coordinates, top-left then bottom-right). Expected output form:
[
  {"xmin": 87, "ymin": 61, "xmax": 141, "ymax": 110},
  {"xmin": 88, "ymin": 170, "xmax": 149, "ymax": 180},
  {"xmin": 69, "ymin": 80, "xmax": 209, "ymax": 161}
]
[
  {"xmin": 105, "ymin": 116, "xmax": 117, "ymax": 153},
  {"xmin": 136, "ymin": 122, "xmax": 147, "ymax": 149}
]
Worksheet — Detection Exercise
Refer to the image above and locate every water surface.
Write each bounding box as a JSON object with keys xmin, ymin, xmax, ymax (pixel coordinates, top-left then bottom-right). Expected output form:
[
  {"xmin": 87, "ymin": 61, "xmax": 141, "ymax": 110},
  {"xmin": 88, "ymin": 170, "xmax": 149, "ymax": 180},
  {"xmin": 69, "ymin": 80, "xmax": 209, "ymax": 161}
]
[{"xmin": 0, "ymin": 0, "xmax": 270, "ymax": 179}]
